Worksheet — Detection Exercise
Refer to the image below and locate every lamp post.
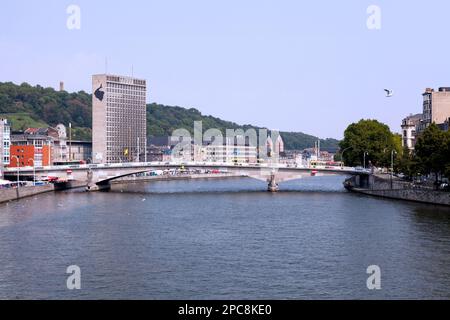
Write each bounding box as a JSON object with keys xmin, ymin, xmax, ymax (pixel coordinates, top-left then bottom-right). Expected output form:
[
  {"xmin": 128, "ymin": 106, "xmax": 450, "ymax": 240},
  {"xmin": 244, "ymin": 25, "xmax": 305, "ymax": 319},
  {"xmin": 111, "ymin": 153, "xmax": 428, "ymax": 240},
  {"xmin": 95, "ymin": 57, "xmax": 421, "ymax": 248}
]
[
  {"xmin": 69, "ymin": 122, "xmax": 72, "ymax": 162},
  {"xmin": 11, "ymin": 155, "xmax": 20, "ymax": 188},
  {"xmin": 144, "ymin": 137, "xmax": 147, "ymax": 163},
  {"xmin": 28, "ymin": 158, "xmax": 35, "ymax": 186},
  {"xmin": 340, "ymin": 147, "xmax": 352, "ymax": 169},
  {"xmin": 137, "ymin": 137, "xmax": 140, "ymax": 163},
  {"xmin": 363, "ymin": 151, "xmax": 369, "ymax": 169},
  {"xmin": 391, "ymin": 150, "xmax": 397, "ymax": 189}
]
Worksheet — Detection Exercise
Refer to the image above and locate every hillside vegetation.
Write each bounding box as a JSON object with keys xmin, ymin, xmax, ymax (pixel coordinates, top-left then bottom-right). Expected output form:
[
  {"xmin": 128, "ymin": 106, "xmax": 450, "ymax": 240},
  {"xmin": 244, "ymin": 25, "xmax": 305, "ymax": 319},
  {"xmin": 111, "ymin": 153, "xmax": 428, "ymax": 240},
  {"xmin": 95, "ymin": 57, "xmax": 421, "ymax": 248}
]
[{"xmin": 0, "ymin": 82, "xmax": 340, "ymax": 150}]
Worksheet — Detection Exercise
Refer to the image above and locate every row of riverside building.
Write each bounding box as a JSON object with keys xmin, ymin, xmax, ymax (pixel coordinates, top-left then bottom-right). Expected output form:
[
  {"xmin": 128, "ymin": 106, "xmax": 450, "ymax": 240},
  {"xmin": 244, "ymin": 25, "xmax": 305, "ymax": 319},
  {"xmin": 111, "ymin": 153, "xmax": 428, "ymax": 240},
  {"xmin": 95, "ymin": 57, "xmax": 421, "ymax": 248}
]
[
  {"xmin": 0, "ymin": 73, "xmax": 283, "ymax": 179},
  {"xmin": 0, "ymin": 120, "xmax": 92, "ymax": 169},
  {"xmin": 401, "ymin": 87, "xmax": 450, "ymax": 151},
  {"xmin": 1, "ymin": 72, "xmax": 335, "ymax": 179}
]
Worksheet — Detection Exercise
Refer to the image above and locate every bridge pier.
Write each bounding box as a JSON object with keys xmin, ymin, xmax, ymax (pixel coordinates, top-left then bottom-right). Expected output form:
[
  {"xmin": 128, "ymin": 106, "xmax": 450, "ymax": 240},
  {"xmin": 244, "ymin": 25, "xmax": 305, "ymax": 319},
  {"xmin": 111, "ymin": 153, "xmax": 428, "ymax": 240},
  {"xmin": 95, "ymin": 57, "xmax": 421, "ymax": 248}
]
[
  {"xmin": 86, "ymin": 182, "xmax": 111, "ymax": 192},
  {"xmin": 267, "ymin": 174, "xmax": 279, "ymax": 192}
]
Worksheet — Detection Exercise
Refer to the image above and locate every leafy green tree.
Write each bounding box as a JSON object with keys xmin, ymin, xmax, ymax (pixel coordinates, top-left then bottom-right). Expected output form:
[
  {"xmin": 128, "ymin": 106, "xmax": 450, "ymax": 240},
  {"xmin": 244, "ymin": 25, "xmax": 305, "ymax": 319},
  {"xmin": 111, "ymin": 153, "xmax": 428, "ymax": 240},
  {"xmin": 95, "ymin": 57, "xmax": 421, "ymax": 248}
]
[
  {"xmin": 415, "ymin": 123, "xmax": 449, "ymax": 183},
  {"xmin": 339, "ymin": 119, "xmax": 401, "ymax": 167},
  {"xmin": 395, "ymin": 146, "xmax": 418, "ymax": 180}
]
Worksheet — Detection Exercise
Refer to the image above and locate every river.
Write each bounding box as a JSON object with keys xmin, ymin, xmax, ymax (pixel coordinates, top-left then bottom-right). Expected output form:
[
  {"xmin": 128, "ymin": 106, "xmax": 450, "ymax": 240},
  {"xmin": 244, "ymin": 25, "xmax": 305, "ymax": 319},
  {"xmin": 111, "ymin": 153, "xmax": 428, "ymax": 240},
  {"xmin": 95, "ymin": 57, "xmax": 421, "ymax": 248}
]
[{"xmin": 0, "ymin": 176, "xmax": 449, "ymax": 299}]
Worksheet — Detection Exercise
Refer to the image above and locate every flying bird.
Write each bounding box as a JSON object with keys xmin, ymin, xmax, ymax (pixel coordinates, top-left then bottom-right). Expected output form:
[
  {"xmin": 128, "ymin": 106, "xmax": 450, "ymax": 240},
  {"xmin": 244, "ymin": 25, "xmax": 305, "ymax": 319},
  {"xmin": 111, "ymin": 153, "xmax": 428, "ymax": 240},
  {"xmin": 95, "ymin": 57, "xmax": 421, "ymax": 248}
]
[{"xmin": 384, "ymin": 89, "xmax": 393, "ymax": 97}]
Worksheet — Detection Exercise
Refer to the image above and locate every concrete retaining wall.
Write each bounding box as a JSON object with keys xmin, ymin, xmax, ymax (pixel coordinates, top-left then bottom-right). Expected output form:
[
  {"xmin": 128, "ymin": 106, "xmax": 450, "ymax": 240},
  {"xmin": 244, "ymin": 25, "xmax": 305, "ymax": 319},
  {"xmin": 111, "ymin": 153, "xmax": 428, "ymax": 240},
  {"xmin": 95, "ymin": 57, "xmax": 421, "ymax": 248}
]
[
  {"xmin": 346, "ymin": 175, "xmax": 450, "ymax": 206},
  {"xmin": 0, "ymin": 185, "xmax": 54, "ymax": 204},
  {"xmin": 353, "ymin": 188, "xmax": 450, "ymax": 206}
]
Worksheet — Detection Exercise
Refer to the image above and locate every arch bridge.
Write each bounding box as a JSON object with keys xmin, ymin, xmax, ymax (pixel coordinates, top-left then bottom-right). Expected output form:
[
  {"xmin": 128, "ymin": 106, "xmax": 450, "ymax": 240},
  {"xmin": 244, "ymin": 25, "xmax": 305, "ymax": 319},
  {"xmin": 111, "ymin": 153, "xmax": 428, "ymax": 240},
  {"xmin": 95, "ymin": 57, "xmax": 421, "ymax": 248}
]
[{"xmin": 3, "ymin": 162, "xmax": 370, "ymax": 192}]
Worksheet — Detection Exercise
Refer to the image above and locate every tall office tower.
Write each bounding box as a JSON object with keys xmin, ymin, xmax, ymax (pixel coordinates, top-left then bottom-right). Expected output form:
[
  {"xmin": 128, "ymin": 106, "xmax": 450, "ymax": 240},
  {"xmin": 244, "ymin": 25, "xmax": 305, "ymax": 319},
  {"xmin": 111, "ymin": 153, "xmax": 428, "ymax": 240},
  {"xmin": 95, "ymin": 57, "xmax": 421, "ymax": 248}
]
[{"xmin": 92, "ymin": 74, "xmax": 147, "ymax": 163}]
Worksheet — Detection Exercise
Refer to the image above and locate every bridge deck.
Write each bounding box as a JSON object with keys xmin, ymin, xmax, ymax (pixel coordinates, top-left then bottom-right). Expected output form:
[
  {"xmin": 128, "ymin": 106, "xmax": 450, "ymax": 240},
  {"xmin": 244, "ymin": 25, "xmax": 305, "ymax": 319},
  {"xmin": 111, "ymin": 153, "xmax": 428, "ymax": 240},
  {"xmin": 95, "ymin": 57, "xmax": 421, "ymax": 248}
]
[{"xmin": 4, "ymin": 162, "xmax": 369, "ymax": 176}]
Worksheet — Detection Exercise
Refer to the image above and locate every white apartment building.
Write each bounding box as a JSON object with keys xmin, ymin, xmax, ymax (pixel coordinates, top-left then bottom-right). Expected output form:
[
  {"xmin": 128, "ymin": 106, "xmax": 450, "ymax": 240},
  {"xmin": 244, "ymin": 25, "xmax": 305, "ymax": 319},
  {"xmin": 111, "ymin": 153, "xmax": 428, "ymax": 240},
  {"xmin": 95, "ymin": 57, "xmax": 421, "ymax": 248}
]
[
  {"xmin": 401, "ymin": 114, "xmax": 422, "ymax": 151},
  {"xmin": 0, "ymin": 119, "xmax": 11, "ymax": 174},
  {"xmin": 205, "ymin": 136, "xmax": 258, "ymax": 164},
  {"xmin": 205, "ymin": 144, "xmax": 257, "ymax": 163},
  {"xmin": 92, "ymin": 74, "xmax": 147, "ymax": 163}
]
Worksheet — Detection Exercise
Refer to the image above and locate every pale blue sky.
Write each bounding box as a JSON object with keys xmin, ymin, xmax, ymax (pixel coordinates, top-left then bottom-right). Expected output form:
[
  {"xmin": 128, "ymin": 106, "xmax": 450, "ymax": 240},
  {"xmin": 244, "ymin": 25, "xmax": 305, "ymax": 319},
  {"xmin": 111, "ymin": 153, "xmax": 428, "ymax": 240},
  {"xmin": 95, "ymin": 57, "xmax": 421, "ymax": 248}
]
[{"xmin": 1, "ymin": 0, "xmax": 450, "ymax": 138}]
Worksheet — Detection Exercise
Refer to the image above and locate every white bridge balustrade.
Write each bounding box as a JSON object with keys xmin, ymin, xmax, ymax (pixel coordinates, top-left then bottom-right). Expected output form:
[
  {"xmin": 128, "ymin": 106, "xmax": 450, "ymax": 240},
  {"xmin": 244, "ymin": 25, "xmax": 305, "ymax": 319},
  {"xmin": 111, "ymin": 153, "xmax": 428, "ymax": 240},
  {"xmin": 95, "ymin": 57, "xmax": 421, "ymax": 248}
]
[{"xmin": 3, "ymin": 162, "xmax": 370, "ymax": 192}]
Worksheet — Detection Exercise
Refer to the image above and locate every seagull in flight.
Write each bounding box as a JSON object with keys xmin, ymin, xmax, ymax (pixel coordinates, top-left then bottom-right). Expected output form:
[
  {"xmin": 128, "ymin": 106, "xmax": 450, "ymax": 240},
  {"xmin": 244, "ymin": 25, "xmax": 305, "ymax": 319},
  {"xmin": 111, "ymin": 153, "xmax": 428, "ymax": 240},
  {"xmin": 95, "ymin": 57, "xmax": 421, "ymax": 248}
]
[{"xmin": 384, "ymin": 89, "xmax": 394, "ymax": 97}]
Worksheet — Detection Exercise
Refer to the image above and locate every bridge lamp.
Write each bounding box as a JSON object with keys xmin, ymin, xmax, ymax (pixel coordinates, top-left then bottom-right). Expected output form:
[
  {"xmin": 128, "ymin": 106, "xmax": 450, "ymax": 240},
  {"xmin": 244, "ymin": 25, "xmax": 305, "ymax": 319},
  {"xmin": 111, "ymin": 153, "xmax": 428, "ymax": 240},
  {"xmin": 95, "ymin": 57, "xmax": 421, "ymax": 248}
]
[
  {"xmin": 11, "ymin": 155, "xmax": 20, "ymax": 187},
  {"xmin": 363, "ymin": 152, "xmax": 369, "ymax": 169},
  {"xmin": 28, "ymin": 158, "xmax": 35, "ymax": 186},
  {"xmin": 391, "ymin": 150, "xmax": 398, "ymax": 174},
  {"xmin": 390, "ymin": 150, "xmax": 398, "ymax": 189},
  {"xmin": 340, "ymin": 147, "xmax": 352, "ymax": 168}
]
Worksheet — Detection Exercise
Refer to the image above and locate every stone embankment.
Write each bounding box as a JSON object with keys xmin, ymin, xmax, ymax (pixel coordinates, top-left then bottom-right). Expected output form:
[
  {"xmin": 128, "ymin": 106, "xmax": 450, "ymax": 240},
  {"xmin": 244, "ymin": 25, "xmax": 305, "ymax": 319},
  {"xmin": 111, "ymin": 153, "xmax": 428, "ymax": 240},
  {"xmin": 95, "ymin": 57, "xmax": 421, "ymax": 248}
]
[
  {"xmin": 0, "ymin": 185, "xmax": 55, "ymax": 204},
  {"xmin": 0, "ymin": 173, "xmax": 246, "ymax": 204},
  {"xmin": 345, "ymin": 175, "xmax": 450, "ymax": 206}
]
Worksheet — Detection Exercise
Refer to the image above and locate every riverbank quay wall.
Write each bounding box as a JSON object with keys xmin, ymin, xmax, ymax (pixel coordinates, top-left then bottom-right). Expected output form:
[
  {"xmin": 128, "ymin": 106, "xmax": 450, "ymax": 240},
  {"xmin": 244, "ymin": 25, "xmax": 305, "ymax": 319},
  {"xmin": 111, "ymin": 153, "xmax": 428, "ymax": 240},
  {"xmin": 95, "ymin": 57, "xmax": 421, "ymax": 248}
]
[
  {"xmin": 0, "ymin": 185, "xmax": 55, "ymax": 204},
  {"xmin": 345, "ymin": 175, "xmax": 450, "ymax": 206}
]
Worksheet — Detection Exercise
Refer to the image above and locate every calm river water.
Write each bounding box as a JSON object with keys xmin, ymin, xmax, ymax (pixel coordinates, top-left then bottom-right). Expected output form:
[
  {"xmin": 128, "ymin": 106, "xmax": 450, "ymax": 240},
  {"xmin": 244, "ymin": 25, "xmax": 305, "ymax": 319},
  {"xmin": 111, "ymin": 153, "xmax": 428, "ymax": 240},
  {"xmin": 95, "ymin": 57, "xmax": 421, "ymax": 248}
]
[{"xmin": 0, "ymin": 176, "xmax": 449, "ymax": 299}]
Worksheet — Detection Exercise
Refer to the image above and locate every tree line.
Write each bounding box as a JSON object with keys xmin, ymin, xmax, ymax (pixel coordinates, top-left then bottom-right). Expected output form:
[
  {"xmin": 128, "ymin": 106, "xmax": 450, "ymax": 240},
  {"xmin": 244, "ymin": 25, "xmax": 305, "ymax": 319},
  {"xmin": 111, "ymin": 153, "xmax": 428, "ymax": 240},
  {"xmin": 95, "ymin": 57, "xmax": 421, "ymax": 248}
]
[
  {"xmin": 339, "ymin": 119, "xmax": 450, "ymax": 182},
  {"xmin": 396, "ymin": 123, "xmax": 450, "ymax": 183}
]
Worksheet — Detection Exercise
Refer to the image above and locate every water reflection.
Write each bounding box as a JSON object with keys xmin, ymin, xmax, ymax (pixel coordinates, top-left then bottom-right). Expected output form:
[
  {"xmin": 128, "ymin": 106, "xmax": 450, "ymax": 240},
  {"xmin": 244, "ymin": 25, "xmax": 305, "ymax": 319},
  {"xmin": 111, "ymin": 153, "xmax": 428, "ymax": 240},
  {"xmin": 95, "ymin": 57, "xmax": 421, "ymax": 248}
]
[{"xmin": 0, "ymin": 176, "xmax": 449, "ymax": 299}]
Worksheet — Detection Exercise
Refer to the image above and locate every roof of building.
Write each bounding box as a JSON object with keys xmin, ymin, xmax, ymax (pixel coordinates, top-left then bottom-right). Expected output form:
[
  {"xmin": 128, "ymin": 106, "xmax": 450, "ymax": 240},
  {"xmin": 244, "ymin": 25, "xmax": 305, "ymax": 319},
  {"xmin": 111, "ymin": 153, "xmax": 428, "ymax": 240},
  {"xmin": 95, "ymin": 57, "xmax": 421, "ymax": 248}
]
[
  {"xmin": 404, "ymin": 113, "xmax": 422, "ymax": 121},
  {"xmin": 11, "ymin": 133, "xmax": 51, "ymax": 142}
]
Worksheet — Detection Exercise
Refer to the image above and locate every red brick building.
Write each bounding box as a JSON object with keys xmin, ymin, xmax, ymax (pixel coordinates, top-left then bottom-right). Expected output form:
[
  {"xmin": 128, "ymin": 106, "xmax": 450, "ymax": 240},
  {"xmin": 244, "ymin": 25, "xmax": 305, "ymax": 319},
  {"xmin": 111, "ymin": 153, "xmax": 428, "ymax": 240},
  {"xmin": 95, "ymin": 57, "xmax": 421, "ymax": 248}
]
[{"xmin": 9, "ymin": 134, "xmax": 52, "ymax": 167}]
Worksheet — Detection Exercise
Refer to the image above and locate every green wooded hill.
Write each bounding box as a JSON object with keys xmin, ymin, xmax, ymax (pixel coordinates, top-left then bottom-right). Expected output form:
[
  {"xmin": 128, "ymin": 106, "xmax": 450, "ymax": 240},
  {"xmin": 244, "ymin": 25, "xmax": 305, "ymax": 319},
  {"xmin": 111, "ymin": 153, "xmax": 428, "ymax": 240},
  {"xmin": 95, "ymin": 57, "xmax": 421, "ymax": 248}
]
[{"xmin": 0, "ymin": 82, "xmax": 340, "ymax": 151}]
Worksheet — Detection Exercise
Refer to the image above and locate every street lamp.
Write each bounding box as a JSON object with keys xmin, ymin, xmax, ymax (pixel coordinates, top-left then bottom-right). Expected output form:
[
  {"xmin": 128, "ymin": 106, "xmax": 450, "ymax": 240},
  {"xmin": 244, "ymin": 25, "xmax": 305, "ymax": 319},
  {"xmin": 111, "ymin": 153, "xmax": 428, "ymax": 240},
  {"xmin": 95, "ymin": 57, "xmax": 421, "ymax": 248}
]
[
  {"xmin": 391, "ymin": 150, "xmax": 397, "ymax": 174},
  {"xmin": 69, "ymin": 122, "xmax": 72, "ymax": 162},
  {"xmin": 391, "ymin": 150, "xmax": 398, "ymax": 189},
  {"xmin": 144, "ymin": 137, "xmax": 148, "ymax": 163},
  {"xmin": 28, "ymin": 158, "xmax": 35, "ymax": 186},
  {"xmin": 137, "ymin": 137, "xmax": 140, "ymax": 163},
  {"xmin": 11, "ymin": 155, "xmax": 20, "ymax": 188},
  {"xmin": 340, "ymin": 147, "xmax": 352, "ymax": 168},
  {"xmin": 363, "ymin": 151, "xmax": 369, "ymax": 169}
]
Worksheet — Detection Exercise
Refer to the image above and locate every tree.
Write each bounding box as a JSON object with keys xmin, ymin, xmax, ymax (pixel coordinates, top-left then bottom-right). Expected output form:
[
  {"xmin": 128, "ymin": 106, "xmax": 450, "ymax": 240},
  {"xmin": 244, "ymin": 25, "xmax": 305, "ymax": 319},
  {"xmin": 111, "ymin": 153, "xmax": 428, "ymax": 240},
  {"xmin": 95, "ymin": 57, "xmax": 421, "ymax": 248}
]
[
  {"xmin": 395, "ymin": 146, "xmax": 418, "ymax": 180},
  {"xmin": 414, "ymin": 123, "xmax": 449, "ymax": 183},
  {"xmin": 339, "ymin": 119, "xmax": 401, "ymax": 167}
]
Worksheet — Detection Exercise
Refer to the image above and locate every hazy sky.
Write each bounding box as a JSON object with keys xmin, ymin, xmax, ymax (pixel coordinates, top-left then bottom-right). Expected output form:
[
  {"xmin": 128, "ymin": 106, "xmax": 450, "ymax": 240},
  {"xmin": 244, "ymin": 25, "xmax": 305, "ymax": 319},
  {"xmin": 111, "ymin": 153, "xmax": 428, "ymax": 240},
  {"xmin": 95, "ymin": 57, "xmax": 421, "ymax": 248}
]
[{"xmin": 1, "ymin": 0, "xmax": 450, "ymax": 139}]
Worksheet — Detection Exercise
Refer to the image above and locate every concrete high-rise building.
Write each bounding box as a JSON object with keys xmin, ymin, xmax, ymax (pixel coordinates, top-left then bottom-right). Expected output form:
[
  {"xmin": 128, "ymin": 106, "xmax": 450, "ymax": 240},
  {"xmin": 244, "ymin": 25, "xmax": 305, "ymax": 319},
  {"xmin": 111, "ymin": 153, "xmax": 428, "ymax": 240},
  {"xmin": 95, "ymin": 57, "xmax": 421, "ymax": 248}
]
[
  {"xmin": 1, "ymin": 118, "xmax": 11, "ymax": 177},
  {"xmin": 419, "ymin": 87, "xmax": 450, "ymax": 132},
  {"xmin": 92, "ymin": 74, "xmax": 147, "ymax": 163}
]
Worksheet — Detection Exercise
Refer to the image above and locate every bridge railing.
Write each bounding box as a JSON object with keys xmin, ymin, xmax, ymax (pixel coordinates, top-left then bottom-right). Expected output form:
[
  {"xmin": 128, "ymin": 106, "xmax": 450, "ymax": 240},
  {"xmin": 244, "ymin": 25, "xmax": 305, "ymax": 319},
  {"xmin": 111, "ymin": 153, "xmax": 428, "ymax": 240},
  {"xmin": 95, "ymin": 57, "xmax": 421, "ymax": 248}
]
[{"xmin": 3, "ymin": 161, "xmax": 368, "ymax": 174}]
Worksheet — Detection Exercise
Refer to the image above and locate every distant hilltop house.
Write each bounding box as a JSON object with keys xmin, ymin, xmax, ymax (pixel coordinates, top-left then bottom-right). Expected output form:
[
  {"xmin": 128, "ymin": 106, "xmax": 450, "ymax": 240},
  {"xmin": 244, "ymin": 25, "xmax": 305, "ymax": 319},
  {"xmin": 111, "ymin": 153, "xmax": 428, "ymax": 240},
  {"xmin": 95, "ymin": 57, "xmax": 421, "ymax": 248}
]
[{"xmin": 401, "ymin": 87, "xmax": 450, "ymax": 151}]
